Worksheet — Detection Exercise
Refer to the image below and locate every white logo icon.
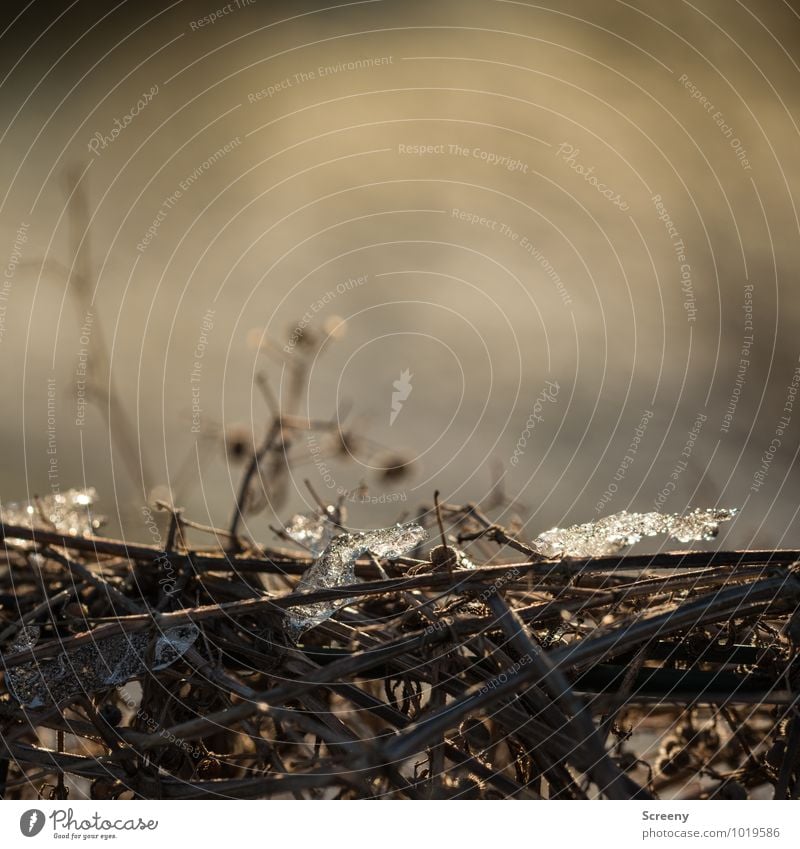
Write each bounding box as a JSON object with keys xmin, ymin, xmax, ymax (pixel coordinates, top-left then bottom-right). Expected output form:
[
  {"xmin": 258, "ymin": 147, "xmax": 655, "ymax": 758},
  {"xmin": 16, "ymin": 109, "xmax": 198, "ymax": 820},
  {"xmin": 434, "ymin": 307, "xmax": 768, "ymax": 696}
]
[
  {"xmin": 390, "ymin": 369, "xmax": 413, "ymax": 425},
  {"xmin": 20, "ymin": 809, "xmax": 45, "ymax": 837}
]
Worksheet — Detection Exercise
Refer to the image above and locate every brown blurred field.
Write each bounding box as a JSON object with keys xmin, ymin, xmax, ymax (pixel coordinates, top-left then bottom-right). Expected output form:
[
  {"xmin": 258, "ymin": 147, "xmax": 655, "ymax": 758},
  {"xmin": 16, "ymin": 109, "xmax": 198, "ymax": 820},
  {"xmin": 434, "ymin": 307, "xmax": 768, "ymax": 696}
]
[{"xmin": 2, "ymin": 0, "xmax": 800, "ymax": 549}]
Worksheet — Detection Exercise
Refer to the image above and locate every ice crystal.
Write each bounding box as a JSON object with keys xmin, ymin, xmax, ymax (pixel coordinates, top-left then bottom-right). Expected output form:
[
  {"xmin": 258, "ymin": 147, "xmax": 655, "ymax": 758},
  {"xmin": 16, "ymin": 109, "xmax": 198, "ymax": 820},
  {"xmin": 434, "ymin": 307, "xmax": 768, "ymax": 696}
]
[
  {"xmin": 285, "ymin": 522, "xmax": 427, "ymax": 640},
  {"xmin": 0, "ymin": 488, "xmax": 102, "ymax": 539},
  {"xmin": 284, "ymin": 512, "xmax": 337, "ymax": 557},
  {"xmin": 452, "ymin": 548, "xmax": 477, "ymax": 570},
  {"xmin": 532, "ymin": 508, "xmax": 737, "ymax": 559},
  {"xmin": 6, "ymin": 623, "xmax": 199, "ymax": 709}
]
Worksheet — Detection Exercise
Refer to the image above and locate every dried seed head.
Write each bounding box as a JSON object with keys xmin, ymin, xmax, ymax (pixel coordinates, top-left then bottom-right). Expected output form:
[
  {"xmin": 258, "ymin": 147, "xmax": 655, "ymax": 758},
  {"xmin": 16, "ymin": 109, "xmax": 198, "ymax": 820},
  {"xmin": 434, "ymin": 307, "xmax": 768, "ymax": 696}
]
[
  {"xmin": 443, "ymin": 776, "xmax": 483, "ymax": 799},
  {"xmin": 765, "ymin": 738, "xmax": 786, "ymax": 770},
  {"xmin": 336, "ymin": 429, "xmax": 362, "ymax": 457},
  {"xmin": 377, "ymin": 453, "xmax": 414, "ymax": 482},
  {"xmin": 656, "ymin": 756, "xmax": 678, "ymax": 776},
  {"xmin": 697, "ymin": 728, "xmax": 720, "ymax": 750},
  {"xmin": 147, "ymin": 484, "xmax": 174, "ymax": 509},
  {"xmin": 322, "ymin": 315, "xmax": 347, "ymax": 340},
  {"xmin": 429, "ymin": 544, "xmax": 458, "ymax": 573},
  {"xmin": 196, "ymin": 757, "xmax": 224, "ymax": 780},
  {"xmin": 616, "ymin": 751, "xmax": 639, "ymax": 773},
  {"xmin": 63, "ymin": 602, "xmax": 88, "ymax": 620},
  {"xmin": 657, "ymin": 742, "xmax": 691, "ymax": 776},
  {"xmin": 64, "ymin": 601, "xmax": 90, "ymax": 633},
  {"xmin": 715, "ymin": 780, "xmax": 748, "ymax": 800},
  {"xmin": 90, "ymin": 779, "xmax": 123, "ymax": 800},
  {"xmin": 293, "ymin": 325, "xmax": 318, "ymax": 349},
  {"xmin": 661, "ymin": 738, "xmax": 681, "ymax": 756},
  {"xmin": 246, "ymin": 327, "xmax": 267, "ymax": 351},
  {"xmin": 157, "ymin": 746, "xmax": 187, "ymax": 773},
  {"xmin": 671, "ymin": 748, "xmax": 692, "ymax": 770},
  {"xmin": 224, "ymin": 424, "xmax": 253, "ymax": 464},
  {"xmin": 784, "ymin": 608, "xmax": 800, "ymax": 646},
  {"xmin": 99, "ymin": 703, "xmax": 122, "ymax": 727},
  {"xmin": 458, "ymin": 717, "xmax": 492, "ymax": 753}
]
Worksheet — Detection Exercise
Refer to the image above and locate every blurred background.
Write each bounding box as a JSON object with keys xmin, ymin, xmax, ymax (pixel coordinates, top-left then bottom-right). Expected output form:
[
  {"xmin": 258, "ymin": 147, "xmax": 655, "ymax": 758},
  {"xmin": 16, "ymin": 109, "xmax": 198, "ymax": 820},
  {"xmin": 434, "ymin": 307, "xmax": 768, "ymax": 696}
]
[{"xmin": 1, "ymin": 0, "xmax": 799, "ymax": 549}]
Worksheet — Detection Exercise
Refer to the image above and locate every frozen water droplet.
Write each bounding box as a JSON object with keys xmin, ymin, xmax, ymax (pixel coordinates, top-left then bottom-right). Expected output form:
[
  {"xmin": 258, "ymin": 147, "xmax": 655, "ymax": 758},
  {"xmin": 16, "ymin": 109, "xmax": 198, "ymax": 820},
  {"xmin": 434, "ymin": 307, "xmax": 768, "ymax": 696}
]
[{"xmin": 1, "ymin": 488, "xmax": 103, "ymax": 540}]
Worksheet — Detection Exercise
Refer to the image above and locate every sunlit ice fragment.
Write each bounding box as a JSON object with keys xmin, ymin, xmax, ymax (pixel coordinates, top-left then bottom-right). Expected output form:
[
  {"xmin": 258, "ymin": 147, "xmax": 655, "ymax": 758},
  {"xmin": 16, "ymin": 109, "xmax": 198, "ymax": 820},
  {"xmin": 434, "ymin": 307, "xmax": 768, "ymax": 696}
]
[
  {"xmin": 284, "ymin": 522, "xmax": 428, "ymax": 640},
  {"xmin": 0, "ymin": 488, "xmax": 103, "ymax": 540},
  {"xmin": 284, "ymin": 511, "xmax": 337, "ymax": 557},
  {"xmin": 531, "ymin": 508, "xmax": 738, "ymax": 559},
  {"xmin": 455, "ymin": 549, "xmax": 477, "ymax": 570},
  {"xmin": 5, "ymin": 623, "xmax": 200, "ymax": 709}
]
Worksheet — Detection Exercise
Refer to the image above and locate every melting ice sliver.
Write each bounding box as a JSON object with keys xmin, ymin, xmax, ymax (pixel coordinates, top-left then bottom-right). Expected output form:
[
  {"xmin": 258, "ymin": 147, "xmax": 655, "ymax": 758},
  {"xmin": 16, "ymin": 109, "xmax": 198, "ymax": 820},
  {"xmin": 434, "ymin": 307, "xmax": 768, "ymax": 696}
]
[
  {"xmin": 531, "ymin": 508, "xmax": 738, "ymax": 559},
  {"xmin": 0, "ymin": 488, "xmax": 102, "ymax": 538},
  {"xmin": 283, "ymin": 511, "xmax": 337, "ymax": 557},
  {"xmin": 284, "ymin": 520, "xmax": 427, "ymax": 639},
  {"xmin": 6, "ymin": 623, "xmax": 200, "ymax": 709}
]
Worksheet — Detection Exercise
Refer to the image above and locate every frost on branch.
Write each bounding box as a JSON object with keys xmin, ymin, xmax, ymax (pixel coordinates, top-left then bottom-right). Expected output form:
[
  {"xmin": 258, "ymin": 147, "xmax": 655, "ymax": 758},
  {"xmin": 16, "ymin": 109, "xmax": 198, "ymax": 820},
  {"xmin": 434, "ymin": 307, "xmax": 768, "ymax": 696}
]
[
  {"xmin": 284, "ymin": 521, "xmax": 427, "ymax": 640},
  {"xmin": 531, "ymin": 508, "xmax": 738, "ymax": 559},
  {"xmin": 6, "ymin": 624, "xmax": 199, "ymax": 709},
  {"xmin": 0, "ymin": 488, "xmax": 102, "ymax": 539}
]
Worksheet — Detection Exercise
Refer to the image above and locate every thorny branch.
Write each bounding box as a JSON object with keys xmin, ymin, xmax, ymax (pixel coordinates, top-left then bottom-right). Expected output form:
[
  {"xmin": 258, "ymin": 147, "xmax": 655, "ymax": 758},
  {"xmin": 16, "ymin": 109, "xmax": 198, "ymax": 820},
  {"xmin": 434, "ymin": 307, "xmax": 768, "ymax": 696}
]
[{"xmin": 2, "ymin": 495, "xmax": 800, "ymax": 800}]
